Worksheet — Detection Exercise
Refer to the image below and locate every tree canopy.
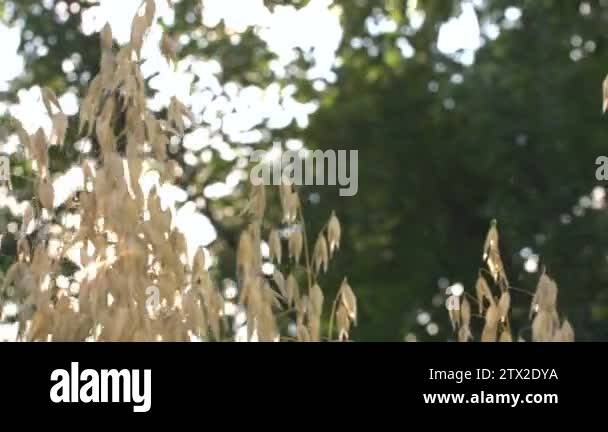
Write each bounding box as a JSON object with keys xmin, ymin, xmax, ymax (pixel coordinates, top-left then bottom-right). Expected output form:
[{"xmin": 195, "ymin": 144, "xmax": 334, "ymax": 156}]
[{"xmin": 1, "ymin": 0, "xmax": 608, "ymax": 341}]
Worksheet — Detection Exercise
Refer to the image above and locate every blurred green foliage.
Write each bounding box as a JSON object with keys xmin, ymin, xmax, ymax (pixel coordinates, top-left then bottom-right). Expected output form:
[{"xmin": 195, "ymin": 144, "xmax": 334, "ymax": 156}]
[{"xmin": 2, "ymin": 0, "xmax": 608, "ymax": 340}]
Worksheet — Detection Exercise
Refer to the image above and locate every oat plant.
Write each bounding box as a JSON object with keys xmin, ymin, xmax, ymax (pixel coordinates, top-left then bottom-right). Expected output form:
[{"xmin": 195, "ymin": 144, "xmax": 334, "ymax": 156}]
[
  {"xmin": 0, "ymin": 0, "xmax": 356, "ymax": 342},
  {"xmin": 237, "ymin": 181, "xmax": 357, "ymax": 341},
  {"xmin": 449, "ymin": 220, "xmax": 574, "ymax": 342}
]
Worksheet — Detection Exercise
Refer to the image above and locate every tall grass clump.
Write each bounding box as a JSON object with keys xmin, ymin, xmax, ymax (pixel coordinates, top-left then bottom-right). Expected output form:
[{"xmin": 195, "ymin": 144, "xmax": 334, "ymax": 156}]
[
  {"xmin": 448, "ymin": 220, "xmax": 574, "ymax": 342},
  {"xmin": 1, "ymin": 0, "xmax": 356, "ymax": 342}
]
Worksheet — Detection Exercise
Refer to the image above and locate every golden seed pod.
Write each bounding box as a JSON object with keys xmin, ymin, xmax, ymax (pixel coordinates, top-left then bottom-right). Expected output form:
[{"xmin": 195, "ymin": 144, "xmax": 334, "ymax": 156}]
[
  {"xmin": 101, "ymin": 23, "xmax": 113, "ymax": 51},
  {"xmin": 237, "ymin": 230, "xmax": 255, "ymax": 279},
  {"xmin": 13, "ymin": 118, "xmax": 32, "ymax": 155},
  {"xmin": 37, "ymin": 177, "xmax": 54, "ymax": 211},
  {"xmin": 21, "ymin": 203, "xmax": 33, "ymax": 234},
  {"xmin": 33, "ymin": 128, "xmax": 48, "ymax": 172},
  {"xmin": 327, "ymin": 211, "xmax": 341, "ymax": 254},
  {"xmin": 144, "ymin": 0, "xmax": 156, "ymax": 27},
  {"xmin": 130, "ymin": 14, "xmax": 148, "ymax": 59},
  {"xmin": 309, "ymin": 284, "xmax": 324, "ymax": 316},
  {"xmin": 288, "ymin": 228, "xmax": 303, "ymax": 264},
  {"xmin": 475, "ymin": 274, "xmax": 494, "ymax": 315},
  {"xmin": 336, "ymin": 303, "xmax": 350, "ymax": 341},
  {"xmin": 170, "ymin": 229, "xmax": 188, "ymax": 260},
  {"xmin": 51, "ymin": 112, "xmax": 68, "ymax": 147},
  {"xmin": 272, "ymin": 270, "xmax": 286, "ymax": 300},
  {"xmin": 268, "ymin": 229, "xmax": 282, "ymax": 264},
  {"xmin": 339, "ymin": 277, "xmax": 357, "ymax": 324},
  {"xmin": 286, "ymin": 273, "xmax": 299, "ymax": 307},
  {"xmin": 17, "ymin": 237, "xmax": 30, "ymax": 263},
  {"xmin": 560, "ymin": 320, "xmax": 575, "ymax": 342},
  {"xmin": 482, "ymin": 219, "xmax": 499, "ymax": 262},
  {"xmin": 167, "ymin": 96, "xmax": 194, "ymax": 136},
  {"xmin": 497, "ymin": 291, "xmax": 510, "ymax": 321},
  {"xmin": 480, "ymin": 303, "xmax": 499, "ymax": 342},
  {"xmin": 193, "ymin": 247, "xmax": 206, "ymax": 276},
  {"xmin": 532, "ymin": 310, "xmax": 554, "ymax": 342},
  {"xmin": 286, "ymin": 190, "xmax": 299, "ymax": 223},
  {"xmin": 247, "ymin": 183, "xmax": 266, "ymax": 220},
  {"xmin": 533, "ymin": 273, "xmax": 558, "ymax": 313},
  {"xmin": 312, "ymin": 233, "xmax": 329, "ymax": 274},
  {"xmin": 279, "ymin": 183, "xmax": 291, "ymax": 220},
  {"xmin": 160, "ymin": 33, "xmax": 178, "ymax": 65},
  {"xmin": 41, "ymin": 87, "xmax": 60, "ymax": 116},
  {"xmin": 485, "ymin": 303, "xmax": 499, "ymax": 327}
]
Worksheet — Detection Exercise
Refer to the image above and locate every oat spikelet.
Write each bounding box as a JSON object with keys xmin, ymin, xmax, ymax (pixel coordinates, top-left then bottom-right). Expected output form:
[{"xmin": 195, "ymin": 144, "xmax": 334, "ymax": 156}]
[
  {"xmin": 101, "ymin": 22, "xmax": 113, "ymax": 51},
  {"xmin": 338, "ymin": 277, "xmax": 357, "ymax": 324},
  {"xmin": 144, "ymin": 0, "xmax": 156, "ymax": 27},
  {"xmin": 559, "ymin": 319, "xmax": 575, "ymax": 342},
  {"xmin": 279, "ymin": 183, "xmax": 298, "ymax": 223},
  {"xmin": 532, "ymin": 310, "xmax": 554, "ymax": 342},
  {"xmin": 531, "ymin": 272, "xmax": 558, "ymax": 318},
  {"xmin": 245, "ymin": 184, "xmax": 266, "ymax": 220},
  {"xmin": 459, "ymin": 297, "xmax": 472, "ymax": 342},
  {"xmin": 168, "ymin": 96, "xmax": 194, "ymax": 136},
  {"xmin": 482, "ymin": 219, "xmax": 499, "ymax": 262},
  {"xmin": 12, "ymin": 118, "xmax": 32, "ymax": 154},
  {"xmin": 192, "ymin": 247, "xmax": 206, "ymax": 278},
  {"xmin": 460, "ymin": 297, "xmax": 471, "ymax": 327},
  {"xmin": 285, "ymin": 273, "xmax": 299, "ymax": 307},
  {"xmin": 475, "ymin": 274, "xmax": 494, "ymax": 315},
  {"xmin": 130, "ymin": 14, "xmax": 148, "ymax": 59},
  {"xmin": 79, "ymin": 75, "xmax": 102, "ymax": 136},
  {"xmin": 288, "ymin": 228, "xmax": 303, "ymax": 264},
  {"xmin": 272, "ymin": 270, "xmax": 286, "ymax": 300},
  {"xmin": 336, "ymin": 303, "xmax": 350, "ymax": 341},
  {"xmin": 327, "ymin": 211, "xmax": 341, "ymax": 255},
  {"xmin": 308, "ymin": 284, "xmax": 324, "ymax": 341},
  {"xmin": 268, "ymin": 229, "xmax": 282, "ymax": 264},
  {"xmin": 37, "ymin": 177, "xmax": 54, "ymax": 211},
  {"xmin": 32, "ymin": 128, "xmax": 49, "ymax": 176},
  {"xmin": 237, "ymin": 230, "xmax": 255, "ymax": 282},
  {"xmin": 41, "ymin": 87, "xmax": 61, "ymax": 115},
  {"xmin": 51, "ymin": 112, "xmax": 68, "ymax": 147},
  {"xmin": 312, "ymin": 232, "xmax": 329, "ymax": 274},
  {"xmin": 482, "ymin": 220, "xmax": 509, "ymax": 289},
  {"xmin": 21, "ymin": 203, "xmax": 34, "ymax": 236},
  {"xmin": 160, "ymin": 33, "xmax": 178, "ymax": 66},
  {"xmin": 481, "ymin": 303, "xmax": 499, "ymax": 342},
  {"xmin": 497, "ymin": 290, "xmax": 510, "ymax": 321}
]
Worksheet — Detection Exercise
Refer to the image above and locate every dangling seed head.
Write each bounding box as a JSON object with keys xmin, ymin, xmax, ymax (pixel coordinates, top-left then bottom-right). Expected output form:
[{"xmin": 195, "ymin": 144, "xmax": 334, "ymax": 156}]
[
  {"xmin": 312, "ymin": 233, "xmax": 329, "ymax": 274},
  {"xmin": 288, "ymin": 227, "xmax": 303, "ymax": 264},
  {"xmin": 268, "ymin": 229, "xmax": 282, "ymax": 264},
  {"xmin": 339, "ymin": 277, "xmax": 357, "ymax": 324},
  {"xmin": 327, "ymin": 211, "xmax": 341, "ymax": 255}
]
